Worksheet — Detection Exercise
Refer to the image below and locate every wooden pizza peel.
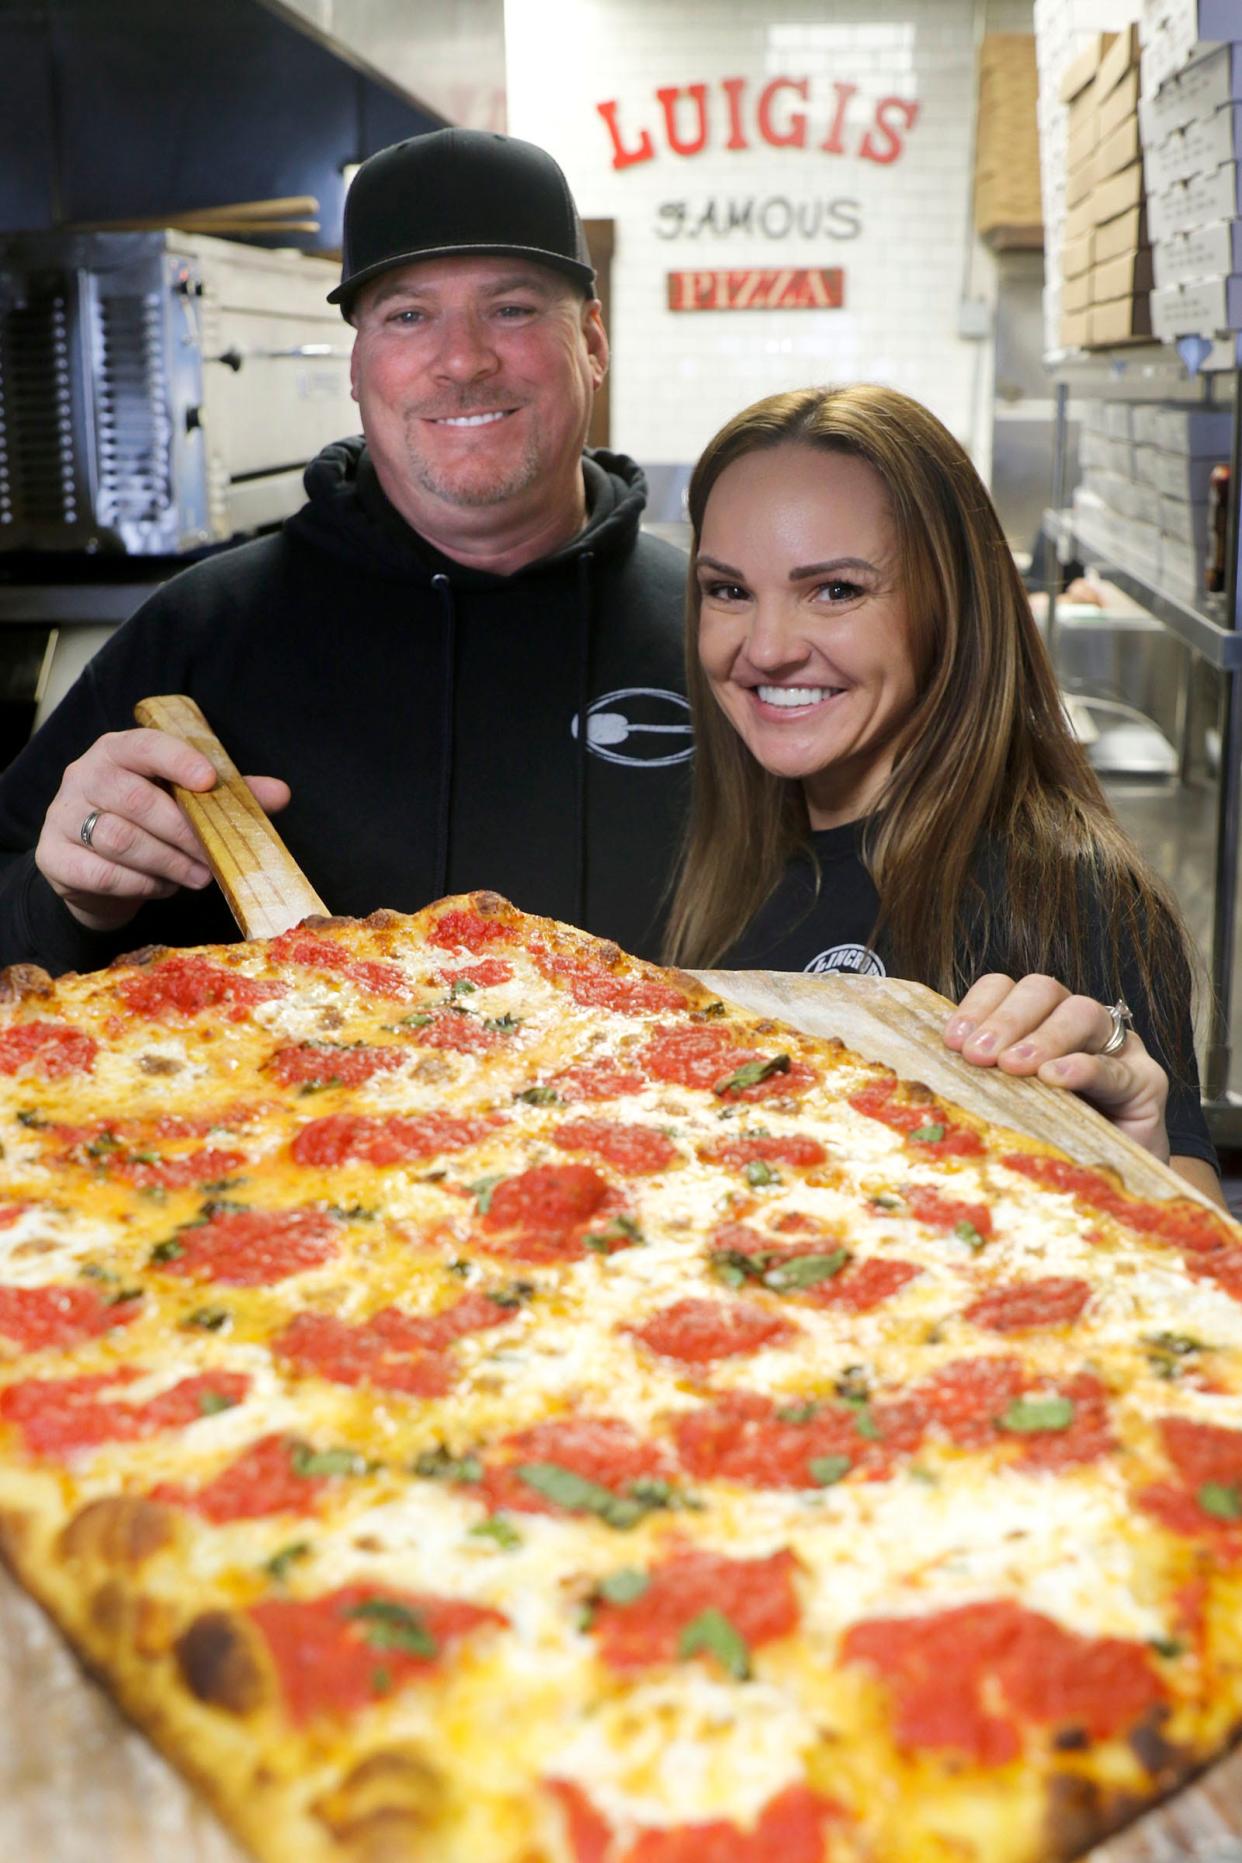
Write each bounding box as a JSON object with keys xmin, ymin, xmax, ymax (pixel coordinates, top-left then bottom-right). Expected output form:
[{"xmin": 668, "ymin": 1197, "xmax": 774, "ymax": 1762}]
[{"xmin": 2, "ymin": 693, "xmax": 1239, "ymax": 1862}]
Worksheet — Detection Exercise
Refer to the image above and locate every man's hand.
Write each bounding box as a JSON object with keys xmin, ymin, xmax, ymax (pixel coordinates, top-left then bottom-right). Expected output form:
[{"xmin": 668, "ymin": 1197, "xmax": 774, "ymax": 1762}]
[
  {"xmin": 943, "ymin": 971, "xmax": 1171, "ymax": 1162},
  {"xmin": 35, "ymin": 729, "xmax": 291, "ymax": 934}
]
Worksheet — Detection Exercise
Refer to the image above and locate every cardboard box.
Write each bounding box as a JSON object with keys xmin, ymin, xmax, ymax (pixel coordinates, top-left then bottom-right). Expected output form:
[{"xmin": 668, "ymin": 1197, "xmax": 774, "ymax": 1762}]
[
  {"xmin": 1068, "ymin": 81, "xmax": 1100, "ymax": 136},
  {"xmin": 1153, "ymin": 218, "xmax": 1242, "ymax": 287},
  {"xmin": 1095, "ymin": 204, "xmax": 1147, "ymax": 262},
  {"xmin": 1104, "ymin": 402, "xmax": 1135, "ymax": 440},
  {"xmin": 1093, "ymin": 160, "xmax": 1145, "ymax": 224},
  {"xmin": 1059, "ymin": 33, "xmax": 1111, "ymax": 104},
  {"xmin": 1060, "ymin": 307, "xmax": 1091, "ymax": 348},
  {"xmin": 1143, "ymin": 127, "xmax": 1195, "ymax": 196},
  {"xmin": 1159, "ymin": 491, "xmax": 1212, "ymax": 549},
  {"xmin": 1065, "ymin": 194, "xmax": 1097, "ymax": 243},
  {"xmin": 1067, "ymin": 151, "xmax": 1098, "ymax": 208},
  {"xmin": 1185, "ymin": 102, "xmax": 1242, "ymax": 178},
  {"xmin": 1066, "ymin": 268, "xmax": 1094, "ymax": 312},
  {"xmin": 1097, "ymin": 113, "xmax": 1142, "ymax": 179},
  {"xmin": 1099, "ymin": 68, "xmax": 1141, "ymax": 142},
  {"xmin": 1179, "ymin": 40, "xmax": 1242, "ymax": 118},
  {"xmin": 1150, "ymin": 164, "xmax": 1242, "ymax": 240},
  {"xmin": 1134, "ymin": 443, "xmax": 1161, "ymax": 485},
  {"xmin": 1093, "ymin": 247, "xmax": 1155, "ymax": 300},
  {"xmin": 1150, "ymin": 445, "xmax": 1217, "ymax": 500},
  {"xmin": 1097, "ymin": 24, "xmax": 1140, "ymax": 102},
  {"xmin": 1068, "ymin": 110, "xmax": 1099, "ymax": 174},
  {"xmin": 1063, "ymin": 229, "xmax": 1095, "ymax": 278},
  {"xmin": 1131, "ymin": 404, "xmax": 1164, "ymax": 443},
  {"xmin": 1151, "ymin": 403, "xmax": 1233, "ymax": 456},
  {"xmin": 1153, "ymin": 271, "xmax": 1242, "ymax": 336},
  {"xmin": 1089, "ymin": 293, "xmax": 1154, "ymax": 344},
  {"xmin": 1158, "ymin": 0, "xmax": 1239, "ymax": 44}
]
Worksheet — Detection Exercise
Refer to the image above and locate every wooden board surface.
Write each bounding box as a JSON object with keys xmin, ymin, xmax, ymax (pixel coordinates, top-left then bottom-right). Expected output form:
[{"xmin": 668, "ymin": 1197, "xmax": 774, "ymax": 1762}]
[{"xmin": 2, "ymin": 969, "xmax": 1238, "ymax": 1861}]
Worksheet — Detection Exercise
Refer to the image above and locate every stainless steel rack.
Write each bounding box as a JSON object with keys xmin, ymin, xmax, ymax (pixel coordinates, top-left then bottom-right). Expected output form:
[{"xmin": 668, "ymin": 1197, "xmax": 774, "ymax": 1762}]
[{"xmin": 1040, "ymin": 347, "xmax": 1242, "ymax": 1146}]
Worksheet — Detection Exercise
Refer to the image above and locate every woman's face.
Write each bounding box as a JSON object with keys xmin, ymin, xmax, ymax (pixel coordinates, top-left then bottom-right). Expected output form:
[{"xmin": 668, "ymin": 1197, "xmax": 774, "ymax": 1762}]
[{"xmin": 696, "ymin": 443, "xmax": 919, "ymax": 829}]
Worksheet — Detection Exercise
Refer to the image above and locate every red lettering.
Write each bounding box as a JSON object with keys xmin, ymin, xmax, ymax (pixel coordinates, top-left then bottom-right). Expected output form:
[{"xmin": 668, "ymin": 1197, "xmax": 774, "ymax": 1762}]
[
  {"xmin": 596, "ymin": 99, "xmax": 655, "ymax": 170},
  {"xmin": 820, "ymin": 81, "xmax": 858, "ymax": 154},
  {"xmin": 768, "ymin": 268, "xmax": 797, "ymax": 308},
  {"xmin": 732, "ymin": 269, "xmax": 764, "ymax": 309},
  {"xmin": 758, "ymin": 77, "xmax": 808, "ymax": 148},
  {"xmin": 721, "ymin": 76, "xmax": 749, "ymax": 150},
  {"xmin": 859, "ymin": 96, "xmax": 920, "ymax": 165},
  {"xmin": 656, "ymin": 84, "xmax": 710, "ymax": 157}
]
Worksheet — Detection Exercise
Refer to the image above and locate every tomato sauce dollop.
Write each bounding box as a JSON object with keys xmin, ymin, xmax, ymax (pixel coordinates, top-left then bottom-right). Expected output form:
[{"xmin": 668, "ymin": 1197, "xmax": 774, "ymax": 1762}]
[
  {"xmin": 0, "ymin": 1020, "xmax": 98, "ymax": 1078},
  {"xmin": 673, "ymin": 1388, "xmax": 903, "ymax": 1489},
  {"xmin": 267, "ymin": 929, "xmax": 407, "ymax": 999},
  {"xmin": 903, "ymin": 1185, "xmax": 994, "ymax": 1239},
  {"xmin": 480, "ymin": 1162, "xmax": 631, "ymax": 1263},
  {"xmin": 550, "ymin": 1059, "xmax": 646, "ymax": 1103},
  {"xmin": 547, "ymin": 1781, "xmax": 841, "ymax": 1863},
  {"xmin": 701, "ymin": 1133, "xmax": 827, "ymax": 1170},
  {"xmin": 0, "ymin": 1368, "xmax": 248, "ymax": 1456},
  {"xmin": 427, "ymin": 909, "xmax": 517, "ymax": 954},
  {"xmin": 0, "ymin": 1283, "xmax": 141, "ymax": 1351},
  {"xmin": 266, "ymin": 1042, "xmax": 408, "ymax": 1089},
  {"xmin": 274, "ymin": 1292, "xmax": 512, "ymax": 1395},
  {"xmin": 480, "ymin": 1415, "xmax": 674, "ymax": 1517},
  {"xmin": 629, "ymin": 1297, "xmax": 796, "ymax": 1364},
  {"xmin": 591, "ymin": 1546, "xmax": 800, "ymax": 1671},
  {"xmin": 118, "ymin": 955, "xmax": 285, "ymax": 1021},
  {"xmin": 151, "ymin": 1431, "xmax": 331, "ymax": 1523},
  {"xmin": 552, "ymin": 1119, "xmax": 680, "ymax": 1176},
  {"xmin": 639, "ymin": 1026, "xmax": 817, "ymax": 1101},
  {"xmin": 962, "ymin": 1277, "xmax": 1091, "ymax": 1333},
  {"xmin": 248, "ymin": 1584, "xmax": 506, "ymax": 1723},
  {"xmin": 155, "ymin": 1207, "xmax": 340, "ymax": 1285},
  {"xmin": 439, "ymin": 958, "xmax": 514, "ymax": 987},
  {"xmin": 291, "ymin": 1110, "xmax": 499, "ymax": 1168},
  {"xmin": 843, "ymin": 1598, "xmax": 1165, "ymax": 1764},
  {"xmin": 532, "ymin": 944, "xmax": 688, "ymax": 1016}
]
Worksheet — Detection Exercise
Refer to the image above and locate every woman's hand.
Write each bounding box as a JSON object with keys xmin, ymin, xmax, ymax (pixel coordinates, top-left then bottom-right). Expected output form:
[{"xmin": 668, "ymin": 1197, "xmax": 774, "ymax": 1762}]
[{"xmin": 943, "ymin": 972, "xmax": 1171, "ymax": 1162}]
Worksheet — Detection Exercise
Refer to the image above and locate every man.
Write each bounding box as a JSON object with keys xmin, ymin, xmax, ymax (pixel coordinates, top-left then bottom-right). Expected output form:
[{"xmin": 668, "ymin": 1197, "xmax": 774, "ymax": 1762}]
[{"xmin": 0, "ymin": 130, "xmax": 691, "ymax": 972}]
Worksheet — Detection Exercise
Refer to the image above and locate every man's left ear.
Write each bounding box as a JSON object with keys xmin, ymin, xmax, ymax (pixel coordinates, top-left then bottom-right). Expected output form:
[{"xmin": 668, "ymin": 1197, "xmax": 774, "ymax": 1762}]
[{"xmin": 585, "ymin": 302, "xmax": 610, "ymax": 385}]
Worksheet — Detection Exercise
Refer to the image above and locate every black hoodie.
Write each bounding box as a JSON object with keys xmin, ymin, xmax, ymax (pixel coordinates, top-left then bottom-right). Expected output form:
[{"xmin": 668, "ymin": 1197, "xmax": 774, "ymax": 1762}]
[{"xmin": 0, "ymin": 440, "xmax": 692, "ymax": 973}]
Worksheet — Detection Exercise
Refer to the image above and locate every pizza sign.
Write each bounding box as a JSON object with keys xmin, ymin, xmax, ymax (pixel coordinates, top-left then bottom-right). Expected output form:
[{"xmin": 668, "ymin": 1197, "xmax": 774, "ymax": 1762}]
[{"xmin": 667, "ymin": 267, "xmax": 845, "ymax": 313}]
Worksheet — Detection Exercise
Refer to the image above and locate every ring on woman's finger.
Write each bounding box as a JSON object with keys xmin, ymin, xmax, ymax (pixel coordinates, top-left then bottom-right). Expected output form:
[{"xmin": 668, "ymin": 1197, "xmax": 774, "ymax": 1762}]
[
  {"xmin": 1099, "ymin": 998, "xmax": 1134, "ymax": 1057},
  {"xmin": 79, "ymin": 810, "xmax": 102, "ymax": 850}
]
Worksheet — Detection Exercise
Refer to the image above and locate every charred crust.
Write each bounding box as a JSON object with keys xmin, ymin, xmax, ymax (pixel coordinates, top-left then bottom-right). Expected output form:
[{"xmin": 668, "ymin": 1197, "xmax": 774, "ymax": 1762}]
[
  {"xmin": 175, "ymin": 1610, "xmax": 268, "ymax": 1716},
  {"xmin": 89, "ymin": 1577, "xmax": 129, "ymax": 1639},
  {"xmin": 361, "ymin": 909, "xmax": 403, "ymax": 930},
  {"xmin": 313, "ymin": 1743, "xmax": 446, "ymax": 1843},
  {"xmin": 301, "ymin": 914, "xmax": 353, "ymax": 931},
  {"xmin": 109, "ymin": 944, "xmax": 169, "ymax": 970},
  {"xmin": 468, "ymin": 891, "xmax": 511, "ymax": 918},
  {"xmin": 0, "ymin": 963, "xmax": 53, "ymax": 1002},
  {"xmin": 1052, "ymin": 1726, "xmax": 1090, "ymax": 1751},
  {"xmin": 1044, "ymin": 1771, "xmax": 1146, "ymax": 1860},
  {"xmin": 0, "ymin": 1505, "xmax": 31, "ymax": 1562},
  {"xmin": 57, "ymin": 1495, "xmax": 178, "ymax": 1568},
  {"xmin": 1128, "ymin": 1705, "xmax": 1195, "ymax": 1790}
]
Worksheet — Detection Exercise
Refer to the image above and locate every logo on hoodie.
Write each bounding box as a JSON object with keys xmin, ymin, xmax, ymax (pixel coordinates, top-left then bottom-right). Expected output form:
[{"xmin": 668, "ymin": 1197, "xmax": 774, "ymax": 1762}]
[{"xmin": 572, "ymin": 688, "xmax": 694, "ymax": 767}]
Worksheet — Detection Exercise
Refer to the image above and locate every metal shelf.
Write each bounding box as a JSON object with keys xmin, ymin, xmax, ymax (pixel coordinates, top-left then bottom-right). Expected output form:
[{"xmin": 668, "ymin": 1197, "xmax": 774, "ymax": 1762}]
[{"xmin": 1041, "ymin": 510, "xmax": 1242, "ymax": 670}]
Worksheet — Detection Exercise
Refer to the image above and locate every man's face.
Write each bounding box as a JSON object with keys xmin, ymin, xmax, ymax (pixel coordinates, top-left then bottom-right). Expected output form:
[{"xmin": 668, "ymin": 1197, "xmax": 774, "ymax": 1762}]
[{"xmin": 349, "ymin": 255, "xmax": 608, "ymax": 528}]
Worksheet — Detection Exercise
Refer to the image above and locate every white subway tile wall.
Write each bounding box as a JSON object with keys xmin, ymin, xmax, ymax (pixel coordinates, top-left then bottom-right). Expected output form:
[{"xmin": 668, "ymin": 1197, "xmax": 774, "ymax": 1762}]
[{"xmin": 505, "ymin": 0, "xmax": 1034, "ymax": 468}]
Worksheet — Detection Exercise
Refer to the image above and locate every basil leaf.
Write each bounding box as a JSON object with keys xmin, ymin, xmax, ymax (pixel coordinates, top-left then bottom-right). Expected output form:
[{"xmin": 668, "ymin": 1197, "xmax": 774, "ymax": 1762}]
[
  {"xmin": 198, "ymin": 1390, "xmax": 238, "ymax": 1416},
  {"xmin": 677, "ymin": 1608, "xmax": 751, "ymax": 1680},
  {"xmin": 469, "ymin": 1175, "xmax": 505, "ymax": 1214},
  {"xmin": 712, "ymin": 1053, "xmax": 791, "ymax": 1097},
  {"xmin": 181, "ymin": 1306, "xmax": 230, "ymax": 1332},
  {"xmin": 345, "ymin": 1599, "xmax": 438, "ymax": 1658},
  {"xmin": 414, "ymin": 1446, "xmax": 483, "ymax": 1484},
  {"xmin": 514, "ymin": 1461, "xmax": 647, "ymax": 1529},
  {"xmin": 1148, "ymin": 1635, "xmax": 1184, "ymax": 1659},
  {"xmin": 290, "ymin": 1444, "xmax": 368, "ymax": 1479},
  {"xmin": 908, "ymin": 1123, "xmax": 945, "ymax": 1143},
  {"xmin": 371, "ymin": 1665, "xmax": 393, "ymax": 1695},
  {"xmin": 515, "ymin": 1086, "xmax": 561, "ymax": 1105},
  {"xmin": 745, "ymin": 1159, "xmax": 777, "ymax": 1187},
  {"xmin": 953, "ymin": 1220, "xmax": 985, "ymax": 1251},
  {"xmin": 449, "ymin": 978, "xmax": 477, "ymax": 996},
  {"xmin": 762, "ymin": 1249, "xmax": 848, "ymax": 1292},
  {"xmin": 1198, "ymin": 1481, "xmax": 1242, "ymax": 1521},
  {"xmin": 469, "ymin": 1516, "xmax": 522, "ymax": 1550},
  {"xmin": 486, "ymin": 1280, "xmax": 535, "ymax": 1310},
  {"xmin": 852, "ymin": 1406, "xmax": 882, "ymax": 1441},
  {"xmin": 775, "ymin": 1400, "xmax": 820, "ymax": 1424},
  {"xmin": 587, "ymin": 1215, "xmax": 644, "ymax": 1250},
  {"xmin": 484, "ymin": 1013, "xmax": 521, "ymax": 1032},
  {"xmin": 997, "ymin": 1395, "xmax": 1074, "ymax": 1434},
  {"xmin": 263, "ymin": 1540, "xmax": 311, "ymax": 1581},
  {"xmin": 149, "ymin": 1237, "xmax": 184, "ymax": 1263},
  {"xmin": 597, "ymin": 1567, "xmax": 650, "ymax": 1606},
  {"xmin": 808, "ymin": 1454, "xmax": 851, "ymax": 1487}
]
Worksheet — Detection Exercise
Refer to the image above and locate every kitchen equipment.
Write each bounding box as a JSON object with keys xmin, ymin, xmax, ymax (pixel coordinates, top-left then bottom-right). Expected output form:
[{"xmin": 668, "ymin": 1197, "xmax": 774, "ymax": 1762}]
[{"xmin": 0, "ymin": 230, "xmax": 355, "ymax": 554}]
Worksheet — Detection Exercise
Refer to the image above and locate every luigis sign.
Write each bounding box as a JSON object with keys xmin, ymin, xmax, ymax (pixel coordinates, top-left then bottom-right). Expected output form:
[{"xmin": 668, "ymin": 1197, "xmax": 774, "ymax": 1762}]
[{"xmin": 596, "ymin": 75, "xmax": 920, "ymax": 168}]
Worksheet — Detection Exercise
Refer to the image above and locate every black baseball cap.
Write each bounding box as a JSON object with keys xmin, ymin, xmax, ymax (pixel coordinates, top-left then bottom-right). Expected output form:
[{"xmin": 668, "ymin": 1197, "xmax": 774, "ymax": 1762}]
[{"xmin": 329, "ymin": 129, "xmax": 596, "ymax": 316}]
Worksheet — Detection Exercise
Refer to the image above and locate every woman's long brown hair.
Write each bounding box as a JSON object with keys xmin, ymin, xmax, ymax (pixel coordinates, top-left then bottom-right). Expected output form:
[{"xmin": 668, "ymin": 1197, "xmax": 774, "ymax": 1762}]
[{"xmin": 663, "ymin": 384, "xmax": 1195, "ymax": 1061}]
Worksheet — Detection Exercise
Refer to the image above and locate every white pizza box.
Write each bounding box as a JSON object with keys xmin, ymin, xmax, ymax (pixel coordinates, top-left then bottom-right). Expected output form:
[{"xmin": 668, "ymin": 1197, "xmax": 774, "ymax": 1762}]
[
  {"xmin": 1153, "ymin": 215, "xmax": 1242, "ymax": 283},
  {"xmin": 1079, "ymin": 427, "xmax": 1112, "ymax": 467},
  {"xmin": 1183, "ymin": 160, "xmax": 1242, "ymax": 228},
  {"xmin": 1134, "ymin": 440, "xmax": 1163, "ymax": 484},
  {"xmin": 1160, "ymin": 529, "xmax": 1206, "ymax": 588},
  {"xmin": 1149, "ymin": 402, "xmax": 1234, "ymax": 452},
  {"xmin": 1131, "ymin": 403, "xmax": 1165, "ymax": 441},
  {"xmin": 1159, "ymin": 488, "xmax": 1213, "ymax": 546},
  {"xmin": 1105, "ymin": 399, "xmax": 1138, "ymax": 437},
  {"xmin": 1144, "ymin": 0, "xmax": 1235, "ymax": 46},
  {"xmin": 1180, "ymin": 100, "xmax": 1242, "ymax": 177},
  {"xmin": 1151, "ymin": 269, "xmax": 1242, "ymax": 333},
  {"xmin": 1144, "ymin": 123, "xmax": 1195, "ymax": 192}
]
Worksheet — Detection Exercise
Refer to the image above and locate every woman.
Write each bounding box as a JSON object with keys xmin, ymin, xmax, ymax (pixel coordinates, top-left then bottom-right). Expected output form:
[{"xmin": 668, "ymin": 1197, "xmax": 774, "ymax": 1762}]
[{"xmin": 664, "ymin": 384, "xmax": 1221, "ymax": 1203}]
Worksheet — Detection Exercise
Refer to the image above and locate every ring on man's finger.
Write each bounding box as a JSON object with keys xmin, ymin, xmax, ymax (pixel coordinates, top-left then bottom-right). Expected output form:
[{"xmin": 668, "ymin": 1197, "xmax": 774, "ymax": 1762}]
[
  {"xmin": 1099, "ymin": 998, "xmax": 1134, "ymax": 1057},
  {"xmin": 79, "ymin": 810, "xmax": 102, "ymax": 850}
]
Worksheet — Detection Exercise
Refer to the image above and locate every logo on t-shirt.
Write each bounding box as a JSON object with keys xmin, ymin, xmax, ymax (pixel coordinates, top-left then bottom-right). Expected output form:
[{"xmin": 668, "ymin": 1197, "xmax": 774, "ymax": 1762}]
[
  {"xmin": 571, "ymin": 688, "xmax": 694, "ymax": 767},
  {"xmin": 805, "ymin": 943, "xmax": 886, "ymax": 977}
]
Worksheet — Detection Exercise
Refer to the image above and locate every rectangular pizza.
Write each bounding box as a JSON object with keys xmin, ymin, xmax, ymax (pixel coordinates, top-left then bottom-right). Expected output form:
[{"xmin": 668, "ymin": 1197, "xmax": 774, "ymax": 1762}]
[{"xmin": 0, "ymin": 891, "xmax": 1240, "ymax": 1863}]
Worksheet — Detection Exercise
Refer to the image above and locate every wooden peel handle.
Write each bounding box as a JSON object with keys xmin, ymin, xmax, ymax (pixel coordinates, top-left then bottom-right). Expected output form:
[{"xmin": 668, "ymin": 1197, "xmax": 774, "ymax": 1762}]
[{"xmin": 134, "ymin": 694, "xmax": 328, "ymax": 940}]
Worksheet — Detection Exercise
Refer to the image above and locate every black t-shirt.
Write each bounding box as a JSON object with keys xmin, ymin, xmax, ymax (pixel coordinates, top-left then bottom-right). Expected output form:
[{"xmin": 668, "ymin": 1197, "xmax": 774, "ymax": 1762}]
[{"xmin": 722, "ymin": 819, "xmax": 1216, "ymax": 1168}]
